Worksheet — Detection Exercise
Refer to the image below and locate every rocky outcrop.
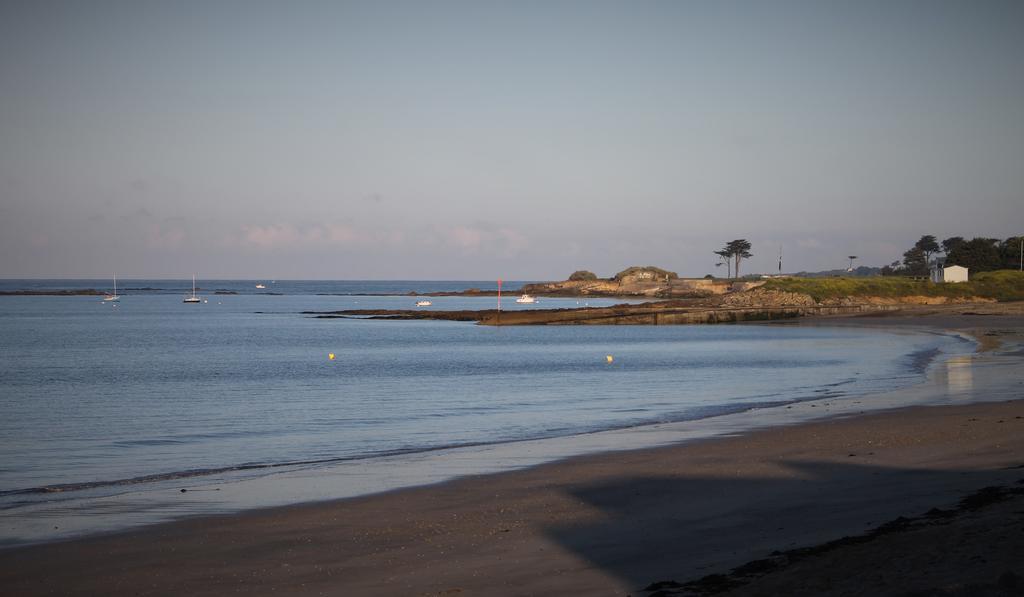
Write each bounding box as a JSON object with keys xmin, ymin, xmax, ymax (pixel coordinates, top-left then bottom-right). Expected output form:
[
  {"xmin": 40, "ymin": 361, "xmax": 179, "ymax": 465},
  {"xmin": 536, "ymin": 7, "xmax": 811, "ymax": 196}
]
[
  {"xmin": 310, "ymin": 279, "xmax": 1004, "ymax": 326},
  {"xmin": 521, "ymin": 265, "xmax": 754, "ymax": 298},
  {"xmin": 613, "ymin": 266, "xmax": 678, "ymax": 284},
  {"xmin": 817, "ymin": 295, "xmax": 997, "ymax": 307},
  {"xmin": 519, "ymin": 279, "xmax": 626, "ymax": 296},
  {"xmin": 713, "ymin": 288, "xmax": 999, "ymax": 309},
  {"xmin": 522, "ymin": 266, "xmax": 684, "ymax": 296},
  {"xmin": 309, "ymin": 302, "xmax": 905, "ymax": 326},
  {"xmin": 720, "ymin": 289, "xmax": 817, "ymax": 308},
  {"xmin": 520, "ymin": 276, "xmax": 760, "ymax": 299},
  {"xmin": 0, "ymin": 289, "xmax": 105, "ymax": 296}
]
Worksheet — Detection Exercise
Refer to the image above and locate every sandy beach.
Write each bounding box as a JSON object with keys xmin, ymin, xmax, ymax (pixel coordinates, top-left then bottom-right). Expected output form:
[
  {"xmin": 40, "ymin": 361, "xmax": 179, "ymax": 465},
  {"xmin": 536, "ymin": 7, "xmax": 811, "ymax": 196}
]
[
  {"xmin": 6, "ymin": 0, "xmax": 1023, "ymax": 593},
  {"xmin": 2, "ymin": 307, "xmax": 1023, "ymax": 596}
]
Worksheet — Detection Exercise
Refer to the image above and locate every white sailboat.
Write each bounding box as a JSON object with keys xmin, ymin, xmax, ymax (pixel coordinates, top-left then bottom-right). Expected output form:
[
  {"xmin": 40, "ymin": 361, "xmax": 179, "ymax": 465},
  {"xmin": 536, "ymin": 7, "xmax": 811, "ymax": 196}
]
[
  {"xmin": 103, "ymin": 274, "xmax": 120, "ymax": 302},
  {"xmin": 183, "ymin": 274, "xmax": 202, "ymax": 303}
]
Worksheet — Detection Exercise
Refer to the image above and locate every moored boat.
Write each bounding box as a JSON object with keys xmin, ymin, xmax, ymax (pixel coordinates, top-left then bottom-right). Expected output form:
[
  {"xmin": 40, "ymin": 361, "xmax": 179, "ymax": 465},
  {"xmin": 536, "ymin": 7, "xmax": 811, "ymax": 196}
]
[
  {"xmin": 184, "ymin": 275, "xmax": 202, "ymax": 303},
  {"xmin": 103, "ymin": 274, "xmax": 120, "ymax": 302}
]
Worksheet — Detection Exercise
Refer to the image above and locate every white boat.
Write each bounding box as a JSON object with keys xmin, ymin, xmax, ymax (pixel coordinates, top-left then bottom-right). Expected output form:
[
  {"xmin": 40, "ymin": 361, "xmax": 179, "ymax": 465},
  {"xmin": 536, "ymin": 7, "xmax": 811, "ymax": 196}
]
[
  {"xmin": 255, "ymin": 284, "xmax": 266, "ymax": 289},
  {"xmin": 515, "ymin": 294, "xmax": 537, "ymax": 304},
  {"xmin": 103, "ymin": 274, "xmax": 120, "ymax": 302},
  {"xmin": 415, "ymin": 300, "xmax": 432, "ymax": 307},
  {"xmin": 183, "ymin": 274, "xmax": 202, "ymax": 303}
]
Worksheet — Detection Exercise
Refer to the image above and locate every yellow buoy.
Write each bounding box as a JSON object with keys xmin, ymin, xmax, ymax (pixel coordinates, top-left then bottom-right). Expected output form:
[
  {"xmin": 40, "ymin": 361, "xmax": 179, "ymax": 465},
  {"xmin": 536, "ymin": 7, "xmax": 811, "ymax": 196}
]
[
  {"xmin": 606, "ymin": 355, "xmax": 614, "ymax": 364},
  {"xmin": 328, "ymin": 353, "xmax": 335, "ymax": 360}
]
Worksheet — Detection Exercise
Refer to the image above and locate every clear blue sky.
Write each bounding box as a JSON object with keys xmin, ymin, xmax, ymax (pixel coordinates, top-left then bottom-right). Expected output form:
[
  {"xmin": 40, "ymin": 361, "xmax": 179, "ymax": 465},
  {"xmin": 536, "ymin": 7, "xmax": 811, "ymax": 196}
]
[{"xmin": 1, "ymin": 0, "xmax": 1022, "ymax": 279}]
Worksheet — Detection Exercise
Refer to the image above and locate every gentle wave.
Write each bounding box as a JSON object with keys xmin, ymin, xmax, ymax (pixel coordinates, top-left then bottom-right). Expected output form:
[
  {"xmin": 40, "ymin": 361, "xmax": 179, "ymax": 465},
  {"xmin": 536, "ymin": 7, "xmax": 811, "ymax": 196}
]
[
  {"xmin": 0, "ymin": 393, "xmax": 866, "ymax": 501},
  {"xmin": 907, "ymin": 347, "xmax": 942, "ymax": 374}
]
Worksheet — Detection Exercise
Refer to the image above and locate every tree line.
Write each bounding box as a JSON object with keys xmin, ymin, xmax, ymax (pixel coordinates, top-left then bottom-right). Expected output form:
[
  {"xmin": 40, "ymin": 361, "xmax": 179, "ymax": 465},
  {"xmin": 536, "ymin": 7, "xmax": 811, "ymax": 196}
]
[{"xmin": 881, "ymin": 235, "xmax": 1023, "ymax": 276}]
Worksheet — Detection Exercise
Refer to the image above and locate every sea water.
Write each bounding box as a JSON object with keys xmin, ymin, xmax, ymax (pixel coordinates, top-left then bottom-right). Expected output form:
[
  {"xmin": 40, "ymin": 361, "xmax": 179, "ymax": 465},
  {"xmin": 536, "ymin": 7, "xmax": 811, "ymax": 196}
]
[{"xmin": 0, "ymin": 280, "xmax": 973, "ymax": 544}]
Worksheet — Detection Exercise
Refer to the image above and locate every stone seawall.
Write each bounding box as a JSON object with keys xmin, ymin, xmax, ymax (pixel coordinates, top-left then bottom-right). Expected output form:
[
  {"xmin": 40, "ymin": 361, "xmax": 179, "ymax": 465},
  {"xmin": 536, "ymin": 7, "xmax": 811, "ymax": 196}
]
[
  {"xmin": 476, "ymin": 304, "xmax": 902, "ymax": 325},
  {"xmin": 309, "ymin": 303, "xmax": 905, "ymax": 326}
]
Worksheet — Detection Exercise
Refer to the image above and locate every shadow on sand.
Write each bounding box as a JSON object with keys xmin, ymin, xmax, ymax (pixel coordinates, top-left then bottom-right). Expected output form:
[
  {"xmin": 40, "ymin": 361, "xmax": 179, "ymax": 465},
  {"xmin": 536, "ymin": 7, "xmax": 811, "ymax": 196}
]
[{"xmin": 543, "ymin": 458, "xmax": 1024, "ymax": 594}]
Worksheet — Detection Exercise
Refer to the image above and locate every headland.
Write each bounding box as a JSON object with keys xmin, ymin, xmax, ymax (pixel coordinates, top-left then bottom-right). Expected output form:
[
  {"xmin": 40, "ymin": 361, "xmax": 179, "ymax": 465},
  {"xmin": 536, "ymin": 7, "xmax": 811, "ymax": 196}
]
[{"xmin": 306, "ymin": 269, "xmax": 1024, "ymax": 325}]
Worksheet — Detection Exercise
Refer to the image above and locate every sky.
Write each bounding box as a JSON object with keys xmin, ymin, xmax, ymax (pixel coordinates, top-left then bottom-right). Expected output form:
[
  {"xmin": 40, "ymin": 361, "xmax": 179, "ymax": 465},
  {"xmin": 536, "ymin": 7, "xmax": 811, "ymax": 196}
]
[{"xmin": 1, "ymin": 0, "xmax": 1022, "ymax": 280}]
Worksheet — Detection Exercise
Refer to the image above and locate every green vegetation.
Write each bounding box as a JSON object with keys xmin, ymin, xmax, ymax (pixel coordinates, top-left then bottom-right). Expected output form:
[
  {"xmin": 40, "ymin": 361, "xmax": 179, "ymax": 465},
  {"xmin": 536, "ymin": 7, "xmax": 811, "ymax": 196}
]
[
  {"xmin": 568, "ymin": 270, "xmax": 598, "ymax": 281},
  {"xmin": 967, "ymin": 270, "xmax": 1024, "ymax": 301},
  {"xmin": 882, "ymin": 235, "xmax": 1022, "ymax": 276},
  {"xmin": 763, "ymin": 270, "xmax": 1024, "ymax": 302}
]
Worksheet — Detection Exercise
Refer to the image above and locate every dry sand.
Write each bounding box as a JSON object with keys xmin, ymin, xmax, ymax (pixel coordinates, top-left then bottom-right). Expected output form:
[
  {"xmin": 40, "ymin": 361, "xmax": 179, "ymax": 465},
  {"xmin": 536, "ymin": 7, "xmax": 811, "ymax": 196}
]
[{"xmin": 2, "ymin": 307, "xmax": 1023, "ymax": 596}]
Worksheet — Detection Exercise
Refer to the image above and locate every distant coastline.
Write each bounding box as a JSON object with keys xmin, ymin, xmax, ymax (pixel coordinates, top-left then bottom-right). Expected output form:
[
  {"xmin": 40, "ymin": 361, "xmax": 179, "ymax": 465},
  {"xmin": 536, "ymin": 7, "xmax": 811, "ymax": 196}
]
[{"xmin": 0, "ymin": 289, "xmax": 106, "ymax": 296}]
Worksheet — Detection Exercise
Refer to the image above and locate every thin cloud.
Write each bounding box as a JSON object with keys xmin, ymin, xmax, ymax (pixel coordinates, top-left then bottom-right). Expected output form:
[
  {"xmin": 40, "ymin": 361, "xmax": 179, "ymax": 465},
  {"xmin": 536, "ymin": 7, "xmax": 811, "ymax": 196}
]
[
  {"xmin": 145, "ymin": 224, "xmax": 185, "ymax": 249},
  {"xmin": 233, "ymin": 222, "xmax": 403, "ymax": 251},
  {"xmin": 444, "ymin": 225, "xmax": 529, "ymax": 254}
]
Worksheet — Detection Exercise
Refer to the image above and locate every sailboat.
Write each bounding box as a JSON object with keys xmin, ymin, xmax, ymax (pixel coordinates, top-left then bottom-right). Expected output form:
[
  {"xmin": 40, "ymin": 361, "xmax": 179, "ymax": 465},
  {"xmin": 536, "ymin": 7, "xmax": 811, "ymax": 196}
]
[
  {"xmin": 183, "ymin": 274, "xmax": 202, "ymax": 303},
  {"xmin": 103, "ymin": 274, "xmax": 120, "ymax": 302}
]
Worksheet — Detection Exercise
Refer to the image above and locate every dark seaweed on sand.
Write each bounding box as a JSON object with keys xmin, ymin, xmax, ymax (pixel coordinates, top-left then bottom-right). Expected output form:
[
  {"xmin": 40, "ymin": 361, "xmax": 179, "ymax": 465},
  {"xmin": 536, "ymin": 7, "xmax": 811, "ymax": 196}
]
[{"xmin": 643, "ymin": 483, "xmax": 1024, "ymax": 596}]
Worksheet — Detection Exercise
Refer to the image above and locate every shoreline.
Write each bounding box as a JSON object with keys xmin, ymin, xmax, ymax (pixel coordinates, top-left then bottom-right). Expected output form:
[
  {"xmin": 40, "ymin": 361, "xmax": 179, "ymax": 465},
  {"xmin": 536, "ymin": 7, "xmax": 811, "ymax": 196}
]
[
  {"xmin": 0, "ymin": 323, "xmax": 980, "ymax": 549},
  {"xmin": 2, "ymin": 311, "xmax": 1024, "ymax": 594},
  {"xmin": 307, "ymin": 299, "xmax": 1024, "ymax": 326}
]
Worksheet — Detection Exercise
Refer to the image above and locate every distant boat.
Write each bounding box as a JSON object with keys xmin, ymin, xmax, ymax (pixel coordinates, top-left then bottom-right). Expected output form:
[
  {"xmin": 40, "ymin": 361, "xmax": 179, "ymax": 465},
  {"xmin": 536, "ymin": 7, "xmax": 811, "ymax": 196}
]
[
  {"xmin": 515, "ymin": 294, "xmax": 537, "ymax": 304},
  {"xmin": 255, "ymin": 284, "xmax": 266, "ymax": 289},
  {"xmin": 103, "ymin": 274, "xmax": 120, "ymax": 302},
  {"xmin": 415, "ymin": 300, "xmax": 432, "ymax": 307},
  {"xmin": 183, "ymin": 275, "xmax": 202, "ymax": 303}
]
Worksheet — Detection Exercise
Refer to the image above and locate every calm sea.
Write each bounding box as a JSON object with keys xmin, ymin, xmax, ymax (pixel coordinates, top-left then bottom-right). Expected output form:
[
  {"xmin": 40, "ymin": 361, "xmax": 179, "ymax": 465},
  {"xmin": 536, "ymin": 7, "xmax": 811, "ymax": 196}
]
[{"xmin": 0, "ymin": 279, "xmax": 973, "ymax": 544}]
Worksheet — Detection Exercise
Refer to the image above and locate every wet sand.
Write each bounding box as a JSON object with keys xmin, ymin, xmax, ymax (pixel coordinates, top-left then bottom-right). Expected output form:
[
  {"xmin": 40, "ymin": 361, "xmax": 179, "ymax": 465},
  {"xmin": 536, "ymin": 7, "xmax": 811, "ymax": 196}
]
[{"xmin": 2, "ymin": 308, "xmax": 1023, "ymax": 596}]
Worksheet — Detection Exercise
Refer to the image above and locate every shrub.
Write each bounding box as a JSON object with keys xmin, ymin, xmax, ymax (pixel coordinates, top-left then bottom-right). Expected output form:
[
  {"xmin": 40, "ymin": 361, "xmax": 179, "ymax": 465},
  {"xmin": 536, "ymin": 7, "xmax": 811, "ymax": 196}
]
[
  {"xmin": 762, "ymin": 271, "xmax": 1024, "ymax": 302},
  {"xmin": 568, "ymin": 270, "xmax": 599, "ymax": 281}
]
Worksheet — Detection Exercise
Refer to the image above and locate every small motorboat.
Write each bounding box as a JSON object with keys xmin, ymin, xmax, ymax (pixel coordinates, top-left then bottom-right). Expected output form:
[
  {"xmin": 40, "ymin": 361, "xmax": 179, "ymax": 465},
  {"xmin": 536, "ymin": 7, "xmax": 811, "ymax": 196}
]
[
  {"xmin": 255, "ymin": 283, "xmax": 266, "ymax": 289},
  {"xmin": 515, "ymin": 294, "xmax": 537, "ymax": 304},
  {"xmin": 415, "ymin": 300, "xmax": 432, "ymax": 307}
]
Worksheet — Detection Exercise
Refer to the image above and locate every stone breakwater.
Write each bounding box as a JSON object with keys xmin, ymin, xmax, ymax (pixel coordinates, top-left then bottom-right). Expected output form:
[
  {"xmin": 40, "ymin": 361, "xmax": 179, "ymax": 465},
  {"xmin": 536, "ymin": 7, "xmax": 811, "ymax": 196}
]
[
  {"xmin": 306, "ymin": 302, "xmax": 904, "ymax": 326},
  {"xmin": 477, "ymin": 303, "xmax": 903, "ymax": 325}
]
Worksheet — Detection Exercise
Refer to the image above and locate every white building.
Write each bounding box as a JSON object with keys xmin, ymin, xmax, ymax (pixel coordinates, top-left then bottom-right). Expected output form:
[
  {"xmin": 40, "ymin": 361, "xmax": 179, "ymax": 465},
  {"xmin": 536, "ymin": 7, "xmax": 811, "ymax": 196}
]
[{"xmin": 931, "ymin": 264, "xmax": 968, "ymax": 283}]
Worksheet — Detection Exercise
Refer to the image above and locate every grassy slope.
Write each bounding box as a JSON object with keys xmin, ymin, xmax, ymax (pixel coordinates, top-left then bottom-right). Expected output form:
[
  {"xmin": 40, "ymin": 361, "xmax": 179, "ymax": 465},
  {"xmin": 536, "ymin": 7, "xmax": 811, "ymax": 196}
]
[{"xmin": 762, "ymin": 270, "xmax": 1024, "ymax": 302}]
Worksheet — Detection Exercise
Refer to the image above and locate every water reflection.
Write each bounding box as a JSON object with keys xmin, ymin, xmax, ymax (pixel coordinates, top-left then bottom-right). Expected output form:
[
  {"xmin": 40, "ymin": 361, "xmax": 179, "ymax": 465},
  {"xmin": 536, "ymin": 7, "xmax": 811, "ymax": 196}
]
[{"xmin": 939, "ymin": 355, "xmax": 974, "ymax": 397}]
